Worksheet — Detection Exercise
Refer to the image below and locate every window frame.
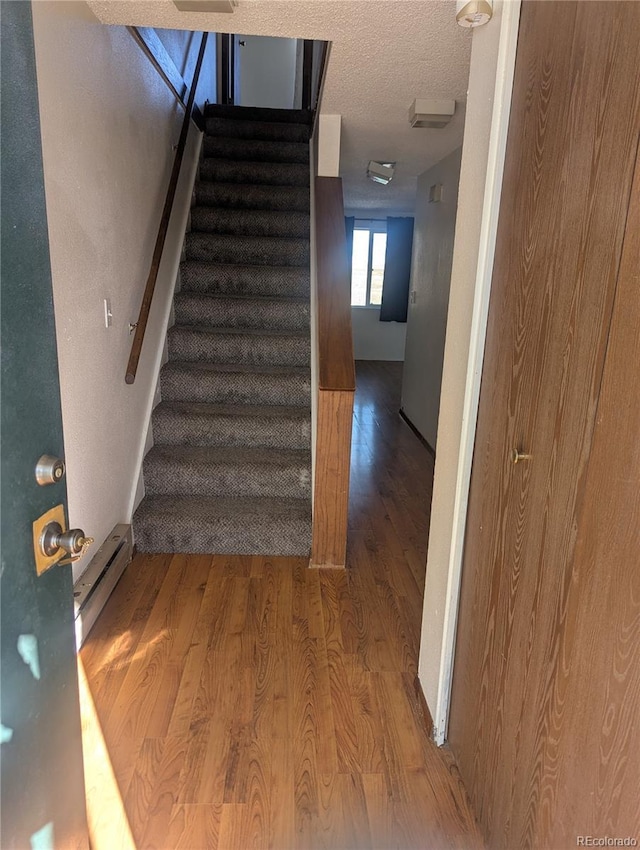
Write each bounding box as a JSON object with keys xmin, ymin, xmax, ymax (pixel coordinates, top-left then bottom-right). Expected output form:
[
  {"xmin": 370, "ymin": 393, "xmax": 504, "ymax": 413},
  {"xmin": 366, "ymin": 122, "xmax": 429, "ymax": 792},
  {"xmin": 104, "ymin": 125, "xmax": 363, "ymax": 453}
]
[{"xmin": 350, "ymin": 219, "xmax": 387, "ymax": 309}]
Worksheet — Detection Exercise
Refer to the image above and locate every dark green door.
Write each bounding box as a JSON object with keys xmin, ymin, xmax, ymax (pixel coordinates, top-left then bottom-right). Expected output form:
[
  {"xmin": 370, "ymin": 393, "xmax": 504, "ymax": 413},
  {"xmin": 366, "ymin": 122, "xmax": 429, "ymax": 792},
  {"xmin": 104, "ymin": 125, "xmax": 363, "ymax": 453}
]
[{"xmin": 1, "ymin": 4, "xmax": 89, "ymax": 847}]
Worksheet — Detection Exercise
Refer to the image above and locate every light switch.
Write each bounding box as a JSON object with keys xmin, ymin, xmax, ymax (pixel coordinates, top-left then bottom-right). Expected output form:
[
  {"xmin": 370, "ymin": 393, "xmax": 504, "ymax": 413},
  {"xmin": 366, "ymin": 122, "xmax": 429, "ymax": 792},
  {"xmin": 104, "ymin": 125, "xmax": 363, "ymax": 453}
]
[{"xmin": 103, "ymin": 298, "xmax": 113, "ymax": 328}]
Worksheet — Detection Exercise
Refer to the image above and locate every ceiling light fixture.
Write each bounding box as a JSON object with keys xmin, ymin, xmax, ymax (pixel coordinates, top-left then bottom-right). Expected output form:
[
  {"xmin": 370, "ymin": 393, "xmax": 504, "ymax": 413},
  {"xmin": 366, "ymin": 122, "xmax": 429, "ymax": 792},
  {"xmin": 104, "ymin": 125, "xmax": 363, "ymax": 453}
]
[
  {"xmin": 456, "ymin": 0, "xmax": 493, "ymax": 28},
  {"xmin": 367, "ymin": 161, "xmax": 395, "ymax": 185},
  {"xmin": 408, "ymin": 99, "xmax": 456, "ymax": 129},
  {"xmin": 173, "ymin": 0, "xmax": 237, "ymax": 12}
]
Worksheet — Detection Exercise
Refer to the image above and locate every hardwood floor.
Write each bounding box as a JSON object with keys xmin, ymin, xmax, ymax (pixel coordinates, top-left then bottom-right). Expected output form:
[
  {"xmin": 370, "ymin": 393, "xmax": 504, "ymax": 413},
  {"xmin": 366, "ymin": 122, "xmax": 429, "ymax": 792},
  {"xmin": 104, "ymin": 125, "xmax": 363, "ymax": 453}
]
[{"xmin": 81, "ymin": 360, "xmax": 483, "ymax": 849}]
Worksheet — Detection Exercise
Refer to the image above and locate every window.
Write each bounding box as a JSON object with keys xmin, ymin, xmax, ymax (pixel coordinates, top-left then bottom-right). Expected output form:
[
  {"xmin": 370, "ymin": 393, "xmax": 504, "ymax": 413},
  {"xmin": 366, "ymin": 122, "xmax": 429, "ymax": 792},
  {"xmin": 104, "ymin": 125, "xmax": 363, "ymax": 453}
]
[{"xmin": 350, "ymin": 221, "xmax": 387, "ymax": 307}]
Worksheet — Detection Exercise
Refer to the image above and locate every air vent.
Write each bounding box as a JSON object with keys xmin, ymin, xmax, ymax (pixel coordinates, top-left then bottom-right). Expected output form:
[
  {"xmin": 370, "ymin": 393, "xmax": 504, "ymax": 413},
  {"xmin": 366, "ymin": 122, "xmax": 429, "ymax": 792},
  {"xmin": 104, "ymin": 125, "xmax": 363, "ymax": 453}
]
[
  {"xmin": 429, "ymin": 184, "xmax": 443, "ymax": 203},
  {"xmin": 173, "ymin": 0, "xmax": 237, "ymax": 12}
]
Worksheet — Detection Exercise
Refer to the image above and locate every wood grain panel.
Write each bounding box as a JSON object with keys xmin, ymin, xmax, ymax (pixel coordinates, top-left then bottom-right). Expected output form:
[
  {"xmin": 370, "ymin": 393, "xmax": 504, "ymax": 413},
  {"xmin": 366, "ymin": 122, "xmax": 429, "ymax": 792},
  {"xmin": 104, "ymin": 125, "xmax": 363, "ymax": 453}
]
[
  {"xmin": 314, "ymin": 177, "xmax": 356, "ymax": 392},
  {"xmin": 81, "ymin": 362, "xmax": 482, "ymax": 849},
  {"xmin": 312, "ymin": 176, "xmax": 356, "ymax": 568},
  {"xmin": 311, "ymin": 388, "xmax": 354, "ymax": 567},
  {"xmin": 449, "ymin": 2, "xmax": 640, "ymax": 847},
  {"xmin": 539, "ymin": 145, "xmax": 640, "ymax": 848}
]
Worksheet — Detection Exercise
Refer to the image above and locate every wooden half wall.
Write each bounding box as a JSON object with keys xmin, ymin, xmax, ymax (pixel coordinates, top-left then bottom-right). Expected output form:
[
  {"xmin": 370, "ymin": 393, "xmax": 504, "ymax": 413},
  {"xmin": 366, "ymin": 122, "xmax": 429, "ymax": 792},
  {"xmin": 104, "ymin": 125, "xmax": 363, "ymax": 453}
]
[{"xmin": 311, "ymin": 177, "xmax": 355, "ymax": 568}]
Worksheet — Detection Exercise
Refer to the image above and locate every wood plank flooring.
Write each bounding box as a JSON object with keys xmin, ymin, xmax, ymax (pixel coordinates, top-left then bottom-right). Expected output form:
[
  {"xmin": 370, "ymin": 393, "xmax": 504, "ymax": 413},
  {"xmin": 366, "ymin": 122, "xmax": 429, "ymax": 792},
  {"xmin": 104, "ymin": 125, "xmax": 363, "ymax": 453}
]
[{"xmin": 81, "ymin": 360, "xmax": 483, "ymax": 849}]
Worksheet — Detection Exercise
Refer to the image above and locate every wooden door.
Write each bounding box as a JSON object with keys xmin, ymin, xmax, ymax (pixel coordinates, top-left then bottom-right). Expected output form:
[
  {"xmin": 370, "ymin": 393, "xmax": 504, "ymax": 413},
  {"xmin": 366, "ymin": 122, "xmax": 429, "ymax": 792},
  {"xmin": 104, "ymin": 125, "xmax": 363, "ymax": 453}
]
[
  {"xmin": 0, "ymin": 4, "xmax": 89, "ymax": 847},
  {"xmin": 448, "ymin": 2, "xmax": 640, "ymax": 848}
]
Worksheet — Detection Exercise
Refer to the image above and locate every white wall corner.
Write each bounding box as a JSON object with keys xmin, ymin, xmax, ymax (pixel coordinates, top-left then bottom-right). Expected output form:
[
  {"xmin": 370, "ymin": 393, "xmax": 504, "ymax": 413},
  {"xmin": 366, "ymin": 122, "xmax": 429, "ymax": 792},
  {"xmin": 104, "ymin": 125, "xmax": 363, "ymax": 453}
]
[
  {"xmin": 317, "ymin": 114, "xmax": 342, "ymax": 177},
  {"xmin": 417, "ymin": 0, "xmax": 521, "ymax": 745}
]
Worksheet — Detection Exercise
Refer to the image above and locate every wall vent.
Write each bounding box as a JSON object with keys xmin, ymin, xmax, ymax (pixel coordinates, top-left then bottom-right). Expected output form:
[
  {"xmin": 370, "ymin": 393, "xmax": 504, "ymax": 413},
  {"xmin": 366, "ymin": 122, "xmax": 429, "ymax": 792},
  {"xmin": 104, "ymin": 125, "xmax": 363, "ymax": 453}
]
[{"xmin": 173, "ymin": 0, "xmax": 236, "ymax": 12}]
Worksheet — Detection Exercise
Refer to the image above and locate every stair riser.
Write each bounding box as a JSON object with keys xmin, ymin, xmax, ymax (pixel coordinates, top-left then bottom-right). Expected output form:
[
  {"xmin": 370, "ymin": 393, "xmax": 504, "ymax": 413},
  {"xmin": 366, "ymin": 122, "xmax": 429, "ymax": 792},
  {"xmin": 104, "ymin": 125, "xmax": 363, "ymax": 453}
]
[
  {"xmin": 143, "ymin": 460, "xmax": 311, "ymax": 500},
  {"xmin": 195, "ymin": 182, "xmax": 310, "ymax": 212},
  {"xmin": 203, "ymin": 136, "xmax": 309, "ymax": 164},
  {"xmin": 204, "ymin": 104, "xmax": 312, "ymax": 125},
  {"xmin": 200, "ymin": 159, "xmax": 309, "ymax": 187},
  {"xmin": 186, "ymin": 233, "xmax": 309, "ymax": 267},
  {"xmin": 160, "ymin": 369, "xmax": 311, "ymax": 406},
  {"xmin": 180, "ymin": 263, "xmax": 310, "ymax": 299},
  {"xmin": 190, "ymin": 207, "xmax": 310, "ymax": 239},
  {"xmin": 153, "ymin": 414, "xmax": 310, "ymax": 450},
  {"xmin": 205, "ymin": 116, "xmax": 310, "ymax": 144},
  {"xmin": 134, "ymin": 517, "xmax": 311, "ymax": 556},
  {"xmin": 174, "ymin": 296, "xmax": 309, "ymax": 332},
  {"xmin": 168, "ymin": 329, "xmax": 310, "ymax": 367}
]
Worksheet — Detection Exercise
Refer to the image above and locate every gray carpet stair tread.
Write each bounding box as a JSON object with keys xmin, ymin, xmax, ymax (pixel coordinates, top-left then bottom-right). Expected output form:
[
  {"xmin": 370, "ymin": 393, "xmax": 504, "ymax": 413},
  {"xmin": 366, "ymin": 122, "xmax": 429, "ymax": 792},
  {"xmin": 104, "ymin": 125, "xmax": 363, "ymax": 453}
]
[
  {"xmin": 143, "ymin": 444, "xmax": 311, "ymax": 499},
  {"xmin": 204, "ymin": 104, "xmax": 313, "ymax": 125},
  {"xmin": 199, "ymin": 159, "xmax": 309, "ymax": 187},
  {"xmin": 133, "ymin": 495, "xmax": 311, "ymax": 556},
  {"xmin": 160, "ymin": 361, "xmax": 311, "ymax": 406},
  {"xmin": 185, "ymin": 232, "xmax": 309, "ymax": 266},
  {"xmin": 203, "ymin": 136, "xmax": 309, "ymax": 164},
  {"xmin": 168, "ymin": 325, "xmax": 310, "ymax": 366},
  {"xmin": 160, "ymin": 360, "xmax": 310, "ymax": 377},
  {"xmin": 170, "ymin": 323, "xmax": 309, "ymax": 336},
  {"xmin": 179, "ymin": 262, "xmax": 310, "ymax": 298},
  {"xmin": 190, "ymin": 207, "xmax": 310, "ymax": 238},
  {"xmin": 205, "ymin": 116, "xmax": 310, "ymax": 143},
  {"xmin": 173, "ymin": 292, "xmax": 309, "ymax": 332},
  {"xmin": 154, "ymin": 399, "xmax": 311, "ymax": 420},
  {"xmin": 152, "ymin": 401, "xmax": 310, "ymax": 449},
  {"xmin": 195, "ymin": 182, "xmax": 310, "ymax": 212}
]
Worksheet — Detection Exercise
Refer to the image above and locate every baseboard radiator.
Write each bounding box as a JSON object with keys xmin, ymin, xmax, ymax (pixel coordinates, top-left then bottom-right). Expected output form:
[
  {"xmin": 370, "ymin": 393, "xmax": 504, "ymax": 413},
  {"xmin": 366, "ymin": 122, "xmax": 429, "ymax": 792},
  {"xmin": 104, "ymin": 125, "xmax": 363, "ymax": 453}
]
[{"xmin": 73, "ymin": 524, "xmax": 132, "ymax": 648}]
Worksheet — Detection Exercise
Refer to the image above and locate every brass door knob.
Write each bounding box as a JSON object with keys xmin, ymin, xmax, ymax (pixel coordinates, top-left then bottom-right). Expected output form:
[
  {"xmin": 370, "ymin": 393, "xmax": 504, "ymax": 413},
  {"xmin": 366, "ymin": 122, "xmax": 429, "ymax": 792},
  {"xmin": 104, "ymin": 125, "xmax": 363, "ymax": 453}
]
[
  {"xmin": 512, "ymin": 448, "xmax": 533, "ymax": 464},
  {"xmin": 40, "ymin": 521, "xmax": 94, "ymax": 563}
]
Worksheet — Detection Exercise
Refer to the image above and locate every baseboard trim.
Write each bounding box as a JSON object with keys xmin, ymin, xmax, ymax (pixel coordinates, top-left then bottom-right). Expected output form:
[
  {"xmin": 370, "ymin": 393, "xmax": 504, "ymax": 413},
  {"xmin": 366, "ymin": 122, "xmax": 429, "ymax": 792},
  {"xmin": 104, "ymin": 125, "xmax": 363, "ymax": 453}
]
[
  {"xmin": 413, "ymin": 675, "xmax": 436, "ymax": 741},
  {"xmin": 74, "ymin": 524, "xmax": 132, "ymax": 648},
  {"xmin": 399, "ymin": 408, "xmax": 436, "ymax": 459}
]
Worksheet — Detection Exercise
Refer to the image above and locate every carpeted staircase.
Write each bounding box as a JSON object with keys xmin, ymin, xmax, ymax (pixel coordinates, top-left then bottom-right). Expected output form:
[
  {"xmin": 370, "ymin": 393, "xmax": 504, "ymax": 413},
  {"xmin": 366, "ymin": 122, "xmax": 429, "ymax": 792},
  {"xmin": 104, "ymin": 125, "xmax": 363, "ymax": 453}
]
[{"xmin": 133, "ymin": 104, "xmax": 313, "ymax": 556}]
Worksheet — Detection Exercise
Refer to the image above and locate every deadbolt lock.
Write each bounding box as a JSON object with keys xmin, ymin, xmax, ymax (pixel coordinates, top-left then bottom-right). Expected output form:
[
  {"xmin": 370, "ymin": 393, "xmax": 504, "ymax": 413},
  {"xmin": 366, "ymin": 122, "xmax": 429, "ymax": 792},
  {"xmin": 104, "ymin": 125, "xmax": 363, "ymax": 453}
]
[
  {"xmin": 35, "ymin": 454, "xmax": 65, "ymax": 486},
  {"xmin": 32, "ymin": 504, "xmax": 94, "ymax": 576}
]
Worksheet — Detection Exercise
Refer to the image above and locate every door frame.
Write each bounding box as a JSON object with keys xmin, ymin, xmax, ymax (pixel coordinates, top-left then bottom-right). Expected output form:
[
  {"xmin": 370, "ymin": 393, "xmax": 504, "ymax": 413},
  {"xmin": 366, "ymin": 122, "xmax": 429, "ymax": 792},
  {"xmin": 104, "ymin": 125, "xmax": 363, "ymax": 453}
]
[{"xmin": 418, "ymin": 0, "xmax": 521, "ymax": 745}]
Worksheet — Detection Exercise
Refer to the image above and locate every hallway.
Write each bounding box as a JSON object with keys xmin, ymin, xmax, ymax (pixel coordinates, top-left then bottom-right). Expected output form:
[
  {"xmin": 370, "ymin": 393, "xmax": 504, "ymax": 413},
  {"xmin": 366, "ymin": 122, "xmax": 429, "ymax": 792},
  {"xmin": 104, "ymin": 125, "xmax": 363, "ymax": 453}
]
[{"xmin": 81, "ymin": 360, "xmax": 482, "ymax": 849}]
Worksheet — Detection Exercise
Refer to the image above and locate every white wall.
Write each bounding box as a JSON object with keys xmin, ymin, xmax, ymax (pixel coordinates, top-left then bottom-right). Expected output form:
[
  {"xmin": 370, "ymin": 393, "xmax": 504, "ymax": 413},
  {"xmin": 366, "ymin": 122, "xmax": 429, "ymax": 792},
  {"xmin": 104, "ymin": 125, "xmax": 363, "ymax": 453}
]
[
  {"xmin": 31, "ymin": 3, "xmax": 212, "ymax": 580},
  {"xmin": 317, "ymin": 114, "xmax": 341, "ymax": 177},
  {"xmin": 417, "ymin": 0, "xmax": 516, "ymax": 734},
  {"xmin": 351, "ymin": 309, "xmax": 406, "ymax": 361},
  {"xmin": 401, "ymin": 149, "xmax": 462, "ymax": 447},
  {"xmin": 155, "ymin": 27, "xmax": 196, "ymax": 77},
  {"xmin": 155, "ymin": 28, "xmax": 217, "ymax": 111},
  {"xmin": 238, "ymin": 35, "xmax": 297, "ymax": 109}
]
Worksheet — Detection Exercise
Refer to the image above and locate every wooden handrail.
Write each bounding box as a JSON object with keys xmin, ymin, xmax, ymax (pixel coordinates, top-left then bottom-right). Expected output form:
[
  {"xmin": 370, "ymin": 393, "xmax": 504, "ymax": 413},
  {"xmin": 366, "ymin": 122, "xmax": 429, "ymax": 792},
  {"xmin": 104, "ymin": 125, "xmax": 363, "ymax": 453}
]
[
  {"xmin": 310, "ymin": 42, "xmax": 330, "ymax": 139},
  {"xmin": 302, "ymin": 40, "xmax": 313, "ymax": 110},
  {"xmin": 311, "ymin": 176, "xmax": 355, "ymax": 568},
  {"xmin": 315, "ymin": 177, "xmax": 356, "ymax": 392},
  {"xmin": 125, "ymin": 32, "xmax": 208, "ymax": 385}
]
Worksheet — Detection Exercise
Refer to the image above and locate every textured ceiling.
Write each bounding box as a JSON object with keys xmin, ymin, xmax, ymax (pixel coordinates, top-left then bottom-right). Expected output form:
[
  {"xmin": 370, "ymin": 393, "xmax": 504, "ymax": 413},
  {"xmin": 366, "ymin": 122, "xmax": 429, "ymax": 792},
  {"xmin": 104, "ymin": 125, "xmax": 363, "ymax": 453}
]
[{"xmin": 87, "ymin": 1, "xmax": 472, "ymax": 214}]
